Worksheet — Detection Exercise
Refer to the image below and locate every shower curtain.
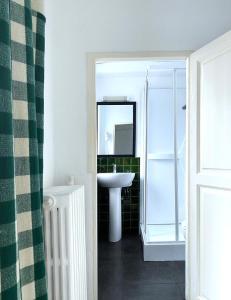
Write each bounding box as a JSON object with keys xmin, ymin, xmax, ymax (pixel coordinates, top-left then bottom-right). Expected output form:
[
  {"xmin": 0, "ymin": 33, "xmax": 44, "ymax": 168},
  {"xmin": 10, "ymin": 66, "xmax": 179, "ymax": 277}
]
[{"xmin": 0, "ymin": 1, "xmax": 47, "ymax": 299}]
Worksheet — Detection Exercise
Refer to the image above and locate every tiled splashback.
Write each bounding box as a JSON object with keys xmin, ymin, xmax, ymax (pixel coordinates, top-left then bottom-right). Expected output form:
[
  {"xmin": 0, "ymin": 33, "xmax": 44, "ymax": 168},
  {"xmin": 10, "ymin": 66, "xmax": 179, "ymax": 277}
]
[{"xmin": 97, "ymin": 157, "xmax": 140, "ymax": 238}]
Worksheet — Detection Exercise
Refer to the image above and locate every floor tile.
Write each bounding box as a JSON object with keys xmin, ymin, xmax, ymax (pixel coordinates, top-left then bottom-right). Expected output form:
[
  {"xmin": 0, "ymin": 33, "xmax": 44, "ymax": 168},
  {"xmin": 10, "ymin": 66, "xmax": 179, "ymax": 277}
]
[{"xmin": 98, "ymin": 235, "xmax": 185, "ymax": 300}]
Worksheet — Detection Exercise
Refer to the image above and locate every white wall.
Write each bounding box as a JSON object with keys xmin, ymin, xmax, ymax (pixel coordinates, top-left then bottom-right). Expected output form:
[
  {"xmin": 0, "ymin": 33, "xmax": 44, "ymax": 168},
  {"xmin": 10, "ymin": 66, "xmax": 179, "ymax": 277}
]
[
  {"xmin": 43, "ymin": 0, "xmax": 55, "ymax": 188},
  {"xmin": 44, "ymin": 1, "xmax": 231, "ymax": 299}
]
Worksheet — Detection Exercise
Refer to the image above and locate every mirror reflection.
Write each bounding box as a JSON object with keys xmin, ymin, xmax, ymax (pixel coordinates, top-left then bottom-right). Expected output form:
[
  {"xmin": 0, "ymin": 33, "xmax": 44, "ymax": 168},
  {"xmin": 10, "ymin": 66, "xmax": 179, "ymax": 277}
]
[{"xmin": 97, "ymin": 102, "xmax": 136, "ymax": 156}]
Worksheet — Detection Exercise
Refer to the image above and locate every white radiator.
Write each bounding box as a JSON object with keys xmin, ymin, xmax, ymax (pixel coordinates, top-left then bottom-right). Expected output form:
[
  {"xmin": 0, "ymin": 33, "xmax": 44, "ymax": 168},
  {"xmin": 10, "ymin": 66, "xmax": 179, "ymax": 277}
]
[{"xmin": 43, "ymin": 185, "xmax": 87, "ymax": 300}]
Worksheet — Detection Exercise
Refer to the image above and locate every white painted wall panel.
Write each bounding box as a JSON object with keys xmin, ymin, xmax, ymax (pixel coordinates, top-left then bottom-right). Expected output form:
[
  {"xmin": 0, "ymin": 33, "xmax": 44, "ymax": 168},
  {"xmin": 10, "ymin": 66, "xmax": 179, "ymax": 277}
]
[
  {"xmin": 200, "ymin": 187, "xmax": 231, "ymax": 300},
  {"xmin": 201, "ymin": 50, "xmax": 231, "ymax": 170}
]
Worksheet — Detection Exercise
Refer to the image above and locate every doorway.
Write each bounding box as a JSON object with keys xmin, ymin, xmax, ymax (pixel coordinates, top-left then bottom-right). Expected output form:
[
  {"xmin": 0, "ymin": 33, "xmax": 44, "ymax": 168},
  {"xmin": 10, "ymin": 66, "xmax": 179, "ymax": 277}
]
[{"xmin": 92, "ymin": 55, "xmax": 189, "ymax": 300}]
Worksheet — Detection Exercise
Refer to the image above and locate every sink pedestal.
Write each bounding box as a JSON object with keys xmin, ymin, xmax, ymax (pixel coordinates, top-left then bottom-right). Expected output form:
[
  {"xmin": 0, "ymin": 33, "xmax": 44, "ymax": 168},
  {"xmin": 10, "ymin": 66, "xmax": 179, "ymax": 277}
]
[
  {"xmin": 97, "ymin": 172, "xmax": 135, "ymax": 243},
  {"xmin": 109, "ymin": 188, "xmax": 122, "ymax": 242}
]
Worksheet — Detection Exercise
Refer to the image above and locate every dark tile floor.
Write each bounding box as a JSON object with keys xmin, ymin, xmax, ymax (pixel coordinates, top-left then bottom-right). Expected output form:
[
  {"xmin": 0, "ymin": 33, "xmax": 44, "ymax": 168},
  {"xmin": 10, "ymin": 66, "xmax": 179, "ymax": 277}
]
[{"xmin": 98, "ymin": 235, "xmax": 185, "ymax": 300}]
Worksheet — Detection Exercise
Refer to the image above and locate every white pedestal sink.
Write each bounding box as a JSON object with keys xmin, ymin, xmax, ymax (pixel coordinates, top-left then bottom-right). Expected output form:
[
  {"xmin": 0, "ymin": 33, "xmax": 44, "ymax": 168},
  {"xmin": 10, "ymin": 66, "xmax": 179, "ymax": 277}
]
[{"xmin": 97, "ymin": 172, "xmax": 135, "ymax": 242}]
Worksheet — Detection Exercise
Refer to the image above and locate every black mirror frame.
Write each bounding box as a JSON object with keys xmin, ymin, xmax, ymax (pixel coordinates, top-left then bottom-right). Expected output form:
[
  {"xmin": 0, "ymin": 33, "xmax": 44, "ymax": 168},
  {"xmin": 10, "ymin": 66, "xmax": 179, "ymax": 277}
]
[{"xmin": 97, "ymin": 101, "xmax": 136, "ymax": 157}]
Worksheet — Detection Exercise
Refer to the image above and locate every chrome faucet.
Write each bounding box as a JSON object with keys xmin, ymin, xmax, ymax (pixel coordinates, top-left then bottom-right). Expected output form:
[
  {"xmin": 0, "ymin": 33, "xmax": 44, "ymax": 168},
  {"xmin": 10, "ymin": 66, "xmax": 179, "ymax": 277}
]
[{"xmin": 112, "ymin": 164, "xmax": 117, "ymax": 173}]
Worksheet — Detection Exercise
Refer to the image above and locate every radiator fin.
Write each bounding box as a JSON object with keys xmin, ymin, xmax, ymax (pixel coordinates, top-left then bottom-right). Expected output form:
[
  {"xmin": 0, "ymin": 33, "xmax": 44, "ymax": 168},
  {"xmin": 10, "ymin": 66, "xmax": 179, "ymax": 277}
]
[{"xmin": 44, "ymin": 186, "xmax": 87, "ymax": 300}]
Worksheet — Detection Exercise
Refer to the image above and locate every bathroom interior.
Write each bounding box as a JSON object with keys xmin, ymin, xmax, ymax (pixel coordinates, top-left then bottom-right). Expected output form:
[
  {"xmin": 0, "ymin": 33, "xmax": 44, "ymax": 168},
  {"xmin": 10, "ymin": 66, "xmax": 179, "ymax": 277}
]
[{"xmin": 96, "ymin": 59, "xmax": 186, "ymax": 299}]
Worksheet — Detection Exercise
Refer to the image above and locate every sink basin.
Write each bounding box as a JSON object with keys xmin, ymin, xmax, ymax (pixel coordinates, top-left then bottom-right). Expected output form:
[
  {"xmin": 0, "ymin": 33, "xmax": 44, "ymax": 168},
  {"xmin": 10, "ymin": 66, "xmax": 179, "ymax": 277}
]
[
  {"xmin": 97, "ymin": 172, "xmax": 135, "ymax": 188},
  {"xmin": 97, "ymin": 172, "xmax": 135, "ymax": 243}
]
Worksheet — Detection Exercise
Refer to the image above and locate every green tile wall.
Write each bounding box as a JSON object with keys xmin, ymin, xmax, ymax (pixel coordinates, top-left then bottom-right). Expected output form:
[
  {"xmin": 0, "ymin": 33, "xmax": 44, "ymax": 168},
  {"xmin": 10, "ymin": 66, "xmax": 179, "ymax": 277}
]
[{"xmin": 97, "ymin": 157, "xmax": 140, "ymax": 239}]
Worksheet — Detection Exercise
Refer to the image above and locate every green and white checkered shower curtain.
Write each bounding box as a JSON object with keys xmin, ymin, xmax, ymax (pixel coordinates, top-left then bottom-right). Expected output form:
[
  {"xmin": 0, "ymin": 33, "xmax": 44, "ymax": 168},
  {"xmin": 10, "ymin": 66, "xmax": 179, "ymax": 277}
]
[{"xmin": 0, "ymin": 1, "xmax": 47, "ymax": 299}]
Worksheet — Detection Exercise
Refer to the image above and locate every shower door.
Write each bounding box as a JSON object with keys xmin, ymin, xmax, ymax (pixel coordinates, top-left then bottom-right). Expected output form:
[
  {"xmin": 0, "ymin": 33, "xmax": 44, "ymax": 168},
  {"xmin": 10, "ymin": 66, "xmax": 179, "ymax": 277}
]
[{"xmin": 145, "ymin": 68, "xmax": 186, "ymax": 243}]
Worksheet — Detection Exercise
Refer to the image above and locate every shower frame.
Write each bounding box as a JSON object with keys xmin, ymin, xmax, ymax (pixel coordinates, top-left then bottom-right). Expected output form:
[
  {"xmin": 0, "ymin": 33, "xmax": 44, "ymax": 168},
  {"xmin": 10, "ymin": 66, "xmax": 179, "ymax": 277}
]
[{"xmin": 141, "ymin": 67, "xmax": 186, "ymax": 247}]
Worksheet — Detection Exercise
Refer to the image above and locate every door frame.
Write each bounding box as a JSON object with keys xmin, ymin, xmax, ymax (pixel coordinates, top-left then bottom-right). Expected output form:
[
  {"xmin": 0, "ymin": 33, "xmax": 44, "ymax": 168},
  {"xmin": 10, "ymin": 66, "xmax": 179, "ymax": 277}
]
[{"xmin": 86, "ymin": 51, "xmax": 192, "ymax": 300}]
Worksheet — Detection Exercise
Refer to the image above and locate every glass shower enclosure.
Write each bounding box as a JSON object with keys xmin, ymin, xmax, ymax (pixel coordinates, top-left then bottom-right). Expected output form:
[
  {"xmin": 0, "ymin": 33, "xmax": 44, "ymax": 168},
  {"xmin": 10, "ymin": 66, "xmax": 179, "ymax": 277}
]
[{"xmin": 141, "ymin": 65, "xmax": 186, "ymax": 249}]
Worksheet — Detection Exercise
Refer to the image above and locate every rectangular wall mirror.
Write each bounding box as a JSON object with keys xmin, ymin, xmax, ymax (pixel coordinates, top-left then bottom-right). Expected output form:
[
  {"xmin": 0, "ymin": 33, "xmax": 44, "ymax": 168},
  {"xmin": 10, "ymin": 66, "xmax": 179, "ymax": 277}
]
[{"xmin": 97, "ymin": 101, "xmax": 136, "ymax": 156}]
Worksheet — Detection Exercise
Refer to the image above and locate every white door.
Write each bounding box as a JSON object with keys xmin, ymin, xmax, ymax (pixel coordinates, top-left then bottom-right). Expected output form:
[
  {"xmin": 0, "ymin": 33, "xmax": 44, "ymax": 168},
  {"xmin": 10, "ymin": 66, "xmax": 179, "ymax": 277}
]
[{"xmin": 187, "ymin": 31, "xmax": 231, "ymax": 300}]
